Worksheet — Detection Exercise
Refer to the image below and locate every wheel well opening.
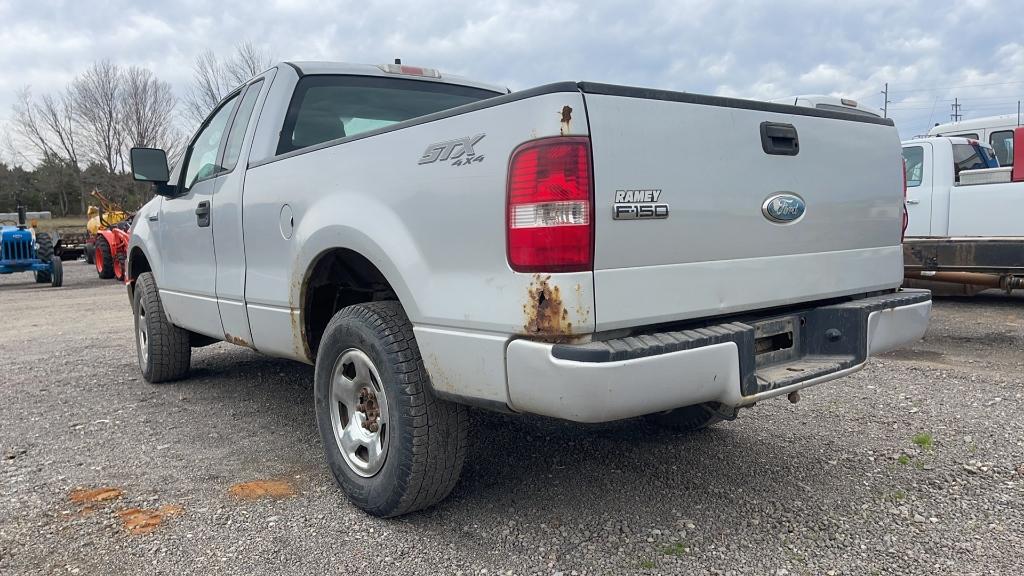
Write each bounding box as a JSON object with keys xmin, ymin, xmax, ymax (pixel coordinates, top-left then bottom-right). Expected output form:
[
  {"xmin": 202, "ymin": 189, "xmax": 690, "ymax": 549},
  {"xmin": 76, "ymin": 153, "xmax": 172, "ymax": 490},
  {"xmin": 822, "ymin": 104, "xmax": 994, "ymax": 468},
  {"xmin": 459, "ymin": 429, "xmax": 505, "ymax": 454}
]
[
  {"xmin": 303, "ymin": 249, "xmax": 397, "ymax": 357},
  {"xmin": 129, "ymin": 247, "xmax": 151, "ymax": 281}
]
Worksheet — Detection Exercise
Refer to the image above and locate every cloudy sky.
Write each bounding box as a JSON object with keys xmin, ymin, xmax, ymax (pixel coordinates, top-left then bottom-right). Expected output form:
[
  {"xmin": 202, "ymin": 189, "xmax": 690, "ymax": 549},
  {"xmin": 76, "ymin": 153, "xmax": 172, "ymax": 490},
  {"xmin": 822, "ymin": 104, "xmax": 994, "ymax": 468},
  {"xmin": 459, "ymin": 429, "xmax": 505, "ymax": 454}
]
[{"xmin": 1, "ymin": 0, "xmax": 1022, "ymax": 164}]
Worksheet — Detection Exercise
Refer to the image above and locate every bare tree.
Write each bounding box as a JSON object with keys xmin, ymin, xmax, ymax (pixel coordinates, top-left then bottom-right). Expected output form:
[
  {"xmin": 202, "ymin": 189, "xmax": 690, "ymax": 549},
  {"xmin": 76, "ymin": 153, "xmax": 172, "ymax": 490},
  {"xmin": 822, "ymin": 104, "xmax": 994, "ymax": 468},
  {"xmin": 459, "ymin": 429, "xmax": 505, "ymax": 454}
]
[
  {"xmin": 72, "ymin": 60, "xmax": 124, "ymax": 173},
  {"xmin": 11, "ymin": 88, "xmax": 83, "ymax": 211},
  {"xmin": 120, "ymin": 66, "xmax": 181, "ymax": 158},
  {"xmin": 183, "ymin": 41, "xmax": 273, "ymax": 124},
  {"xmin": 11, "ymin": 88, "xmax": 57, "ymax": 160}
]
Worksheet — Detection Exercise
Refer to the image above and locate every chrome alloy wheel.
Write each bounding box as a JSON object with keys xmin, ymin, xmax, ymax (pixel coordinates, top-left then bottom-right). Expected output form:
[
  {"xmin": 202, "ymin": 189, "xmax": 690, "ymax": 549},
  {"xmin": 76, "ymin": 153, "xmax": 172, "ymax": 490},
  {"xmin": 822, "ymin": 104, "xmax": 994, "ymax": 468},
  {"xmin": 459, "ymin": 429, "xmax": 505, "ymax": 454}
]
[
  {"xmin": 330, "ymin": 348, "xmax": 390, "ymax": 477},
  {"xmin": 137, "ymin": 302, "xmax": 149, "ymax": 368}
]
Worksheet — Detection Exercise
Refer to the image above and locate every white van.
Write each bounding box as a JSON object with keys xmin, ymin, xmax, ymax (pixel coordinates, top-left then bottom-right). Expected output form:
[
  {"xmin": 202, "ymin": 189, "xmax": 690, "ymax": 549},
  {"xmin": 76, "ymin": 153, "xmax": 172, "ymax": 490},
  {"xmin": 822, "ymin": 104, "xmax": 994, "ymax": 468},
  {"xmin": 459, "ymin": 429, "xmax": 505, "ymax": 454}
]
[{"xmin": 928, "ymin": 114, "xmax": 1020, "ymax": 167}]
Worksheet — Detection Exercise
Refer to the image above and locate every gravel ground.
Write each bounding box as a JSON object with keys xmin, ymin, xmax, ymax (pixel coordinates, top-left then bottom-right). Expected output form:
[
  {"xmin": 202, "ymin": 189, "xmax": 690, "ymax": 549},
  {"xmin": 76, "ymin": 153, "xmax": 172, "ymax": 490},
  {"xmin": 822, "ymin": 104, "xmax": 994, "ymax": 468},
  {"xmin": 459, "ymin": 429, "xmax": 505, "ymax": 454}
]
[{"xmin": 1, "ymin": 263, "xmax": 1022, "ymax": 575}]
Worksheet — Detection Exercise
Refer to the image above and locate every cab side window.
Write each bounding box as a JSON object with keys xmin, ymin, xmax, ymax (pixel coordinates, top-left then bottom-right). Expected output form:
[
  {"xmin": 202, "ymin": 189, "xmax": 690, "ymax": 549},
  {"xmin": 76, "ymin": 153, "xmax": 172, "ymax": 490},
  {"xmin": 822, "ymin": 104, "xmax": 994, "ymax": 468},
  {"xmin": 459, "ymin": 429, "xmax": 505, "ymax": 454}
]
[
  {"xmin": 182, "ymin": 93, "xmax": 240, "ymax": 191},
  {"xmin": 990, "ymin": 130, "xmax": 1014, "ymax": 167},
  {"xmin": 902, "ymin": 146, "xmax": 924, "ymax": 187}
]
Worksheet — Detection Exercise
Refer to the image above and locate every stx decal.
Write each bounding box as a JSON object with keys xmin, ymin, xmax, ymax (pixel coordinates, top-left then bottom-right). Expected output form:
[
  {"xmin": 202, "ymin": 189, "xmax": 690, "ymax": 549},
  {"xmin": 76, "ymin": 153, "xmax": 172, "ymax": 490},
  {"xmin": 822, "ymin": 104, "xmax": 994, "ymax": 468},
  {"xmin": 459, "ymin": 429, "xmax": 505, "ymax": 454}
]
[{"xmin": 419, "ymin": 133, "xmax": 486, "ymax": 166}]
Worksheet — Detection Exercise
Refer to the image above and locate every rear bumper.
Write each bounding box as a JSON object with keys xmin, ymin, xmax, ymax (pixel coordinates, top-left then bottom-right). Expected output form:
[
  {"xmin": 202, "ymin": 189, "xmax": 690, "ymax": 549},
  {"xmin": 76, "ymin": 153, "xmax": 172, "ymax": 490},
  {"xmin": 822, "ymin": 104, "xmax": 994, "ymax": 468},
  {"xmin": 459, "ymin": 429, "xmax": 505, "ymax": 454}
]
[
  {"xmin": 904, "ymin": 237, "xmax": 1024, "ymax": 273},
  {"xmin": 505, "ymin": 290, "xmax": 930, "ymax": 423}
]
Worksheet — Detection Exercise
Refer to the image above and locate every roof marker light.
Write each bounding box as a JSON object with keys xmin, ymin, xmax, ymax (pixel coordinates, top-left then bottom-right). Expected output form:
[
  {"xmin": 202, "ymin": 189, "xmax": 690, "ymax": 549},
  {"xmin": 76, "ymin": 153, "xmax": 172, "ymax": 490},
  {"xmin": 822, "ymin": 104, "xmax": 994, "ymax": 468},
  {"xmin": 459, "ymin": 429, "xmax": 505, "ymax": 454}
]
[{"xmin": 379, "ymin": 63, "xmax": 441, "ymax": 78}]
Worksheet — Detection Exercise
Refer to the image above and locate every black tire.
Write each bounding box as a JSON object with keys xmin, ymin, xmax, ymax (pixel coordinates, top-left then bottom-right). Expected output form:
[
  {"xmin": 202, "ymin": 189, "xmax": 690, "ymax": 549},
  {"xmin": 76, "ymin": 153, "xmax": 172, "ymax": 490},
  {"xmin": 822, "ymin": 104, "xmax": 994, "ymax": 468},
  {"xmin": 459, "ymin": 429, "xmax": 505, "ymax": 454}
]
[
  {"xmin": 50, "ymin": 256, "xmax": 63, "ymax": 287},
  {"xmin": 95, "ymin": 235, "xmax": 114, "ymax": 279},
  {"xmin": 314, "ymin": 301, "xmax": 469, "ymax": 517},
  {"xmin": 85, "ymin": 242, "xmax": 95, "ymax": 265},
  {"xmin": 133, "ymin": 272, "xmax": 191, "ymax": 383},
  {"xmin": 34, "ymin": 233, "xmax": 53, "ymax": 283},
  {"xmin": 646, "ymin": 403, "xmax": 733, "ymax": 432}
]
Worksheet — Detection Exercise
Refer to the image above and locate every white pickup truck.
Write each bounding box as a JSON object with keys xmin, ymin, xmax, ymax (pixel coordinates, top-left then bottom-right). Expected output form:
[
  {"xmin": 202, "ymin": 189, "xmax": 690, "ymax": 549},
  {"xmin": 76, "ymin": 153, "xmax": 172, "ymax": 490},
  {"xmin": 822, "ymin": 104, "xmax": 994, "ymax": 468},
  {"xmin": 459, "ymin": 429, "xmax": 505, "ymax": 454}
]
[
  {"xmin": 126, "ymin": 61, "xmax": 930, "ymax": 517},
  {"xmin": 902, "ymin": 130, "xmax": 1024, "ymax": 293}
]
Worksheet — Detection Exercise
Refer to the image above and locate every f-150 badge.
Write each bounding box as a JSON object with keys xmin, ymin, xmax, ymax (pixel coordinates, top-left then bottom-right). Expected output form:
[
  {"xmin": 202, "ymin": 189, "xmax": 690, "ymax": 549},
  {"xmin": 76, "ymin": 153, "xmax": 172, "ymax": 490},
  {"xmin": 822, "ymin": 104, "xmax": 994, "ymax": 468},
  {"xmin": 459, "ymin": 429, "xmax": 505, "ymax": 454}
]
[
  {"xmin": 419, "ymin": 134, "xmax": 485, "ymax": 166},
  {"xmin": 613, "ymin": 189, "xmax": 669, "ymax": 220}
]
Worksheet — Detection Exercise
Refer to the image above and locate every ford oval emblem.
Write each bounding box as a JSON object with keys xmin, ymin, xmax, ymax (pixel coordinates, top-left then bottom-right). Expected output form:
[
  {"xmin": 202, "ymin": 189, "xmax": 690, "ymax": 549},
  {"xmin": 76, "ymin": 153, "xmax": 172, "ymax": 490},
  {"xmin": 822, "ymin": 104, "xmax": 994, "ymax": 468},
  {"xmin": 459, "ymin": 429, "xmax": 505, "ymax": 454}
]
[{"xmin": 762, "ymin": 193, "xmax": 806, "ymax": 223}]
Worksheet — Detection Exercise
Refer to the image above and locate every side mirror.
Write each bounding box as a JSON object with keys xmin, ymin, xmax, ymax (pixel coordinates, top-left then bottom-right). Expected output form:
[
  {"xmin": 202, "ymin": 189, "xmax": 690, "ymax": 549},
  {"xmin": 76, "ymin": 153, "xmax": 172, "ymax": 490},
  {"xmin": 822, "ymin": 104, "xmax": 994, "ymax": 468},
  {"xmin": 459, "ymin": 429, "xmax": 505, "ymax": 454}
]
[{"xmin": 130, "ymin": 147, "xmax": 177, "ymax": 197}]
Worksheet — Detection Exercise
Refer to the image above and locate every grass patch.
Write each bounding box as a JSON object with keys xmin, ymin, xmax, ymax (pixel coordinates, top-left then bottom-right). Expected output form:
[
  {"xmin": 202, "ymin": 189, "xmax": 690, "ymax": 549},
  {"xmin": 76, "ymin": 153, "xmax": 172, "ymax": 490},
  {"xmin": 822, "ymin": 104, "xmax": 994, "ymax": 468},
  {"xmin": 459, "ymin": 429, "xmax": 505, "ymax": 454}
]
[
  {"xmin": 912, "ymin": 432, "xmax": 934, "ymax": 449},
  {"xmin": 898, "ymin": 454, "xmax": 911, "ymax": 465},
  {"xmin": 660, "ymin": 542, "xmax": 686, "ymax": 556},
  {"xmin": 639, "ymin": 558, "xmax": 656, "ymax": 569},
  {"xmin": 892, "ymin": 489, "xmax": 906, "ymax": 501}
]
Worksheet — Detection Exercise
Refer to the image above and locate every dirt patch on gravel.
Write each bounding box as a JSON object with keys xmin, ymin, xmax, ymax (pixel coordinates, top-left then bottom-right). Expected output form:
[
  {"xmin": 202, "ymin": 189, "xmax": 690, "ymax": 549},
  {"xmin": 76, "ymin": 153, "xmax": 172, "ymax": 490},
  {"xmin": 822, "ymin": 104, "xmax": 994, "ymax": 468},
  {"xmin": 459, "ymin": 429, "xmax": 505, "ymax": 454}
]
[
  {"xmin": 117, "ymin": 505, "xmax": 184, "ymax": 535},
  {"xmin": 228, "ymin": 480, "xmax": 296, "ymax": 500},
  {"xmin": 69, "ymin": 487, "xmax": 123, "ymax": 504}
]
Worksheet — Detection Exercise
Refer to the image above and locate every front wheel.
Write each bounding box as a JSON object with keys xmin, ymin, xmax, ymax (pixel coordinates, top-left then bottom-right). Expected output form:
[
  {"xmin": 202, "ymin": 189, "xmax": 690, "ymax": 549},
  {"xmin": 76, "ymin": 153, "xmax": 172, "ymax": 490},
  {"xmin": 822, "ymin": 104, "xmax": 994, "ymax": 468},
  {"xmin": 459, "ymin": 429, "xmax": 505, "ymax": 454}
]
[
  {"xmin": 133, "ymin": 272, "xmax": 191, "ymax": 383},
  {"xmin": 314, "ymin": 301, "xmax": 469, "ymax": 517},
  {"xmin": 34, "ymin": 232, "xmax": 53, "ymax": 283},
  {"xmin": 49, "ymin": 256, "xmax": 63, "ymax": 287},
  {"xmin": 95, "ymin": 235, "xmax": 114, "ymax": 279}
]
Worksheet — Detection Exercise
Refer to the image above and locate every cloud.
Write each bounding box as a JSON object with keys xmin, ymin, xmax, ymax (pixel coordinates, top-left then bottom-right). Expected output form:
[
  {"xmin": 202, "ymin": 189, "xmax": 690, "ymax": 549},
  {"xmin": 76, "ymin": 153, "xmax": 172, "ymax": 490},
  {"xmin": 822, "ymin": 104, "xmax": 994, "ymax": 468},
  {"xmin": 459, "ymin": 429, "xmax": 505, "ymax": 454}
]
[{"xmin": 1, "ymin": 0, "xmax": 1020, "ymax": 161}]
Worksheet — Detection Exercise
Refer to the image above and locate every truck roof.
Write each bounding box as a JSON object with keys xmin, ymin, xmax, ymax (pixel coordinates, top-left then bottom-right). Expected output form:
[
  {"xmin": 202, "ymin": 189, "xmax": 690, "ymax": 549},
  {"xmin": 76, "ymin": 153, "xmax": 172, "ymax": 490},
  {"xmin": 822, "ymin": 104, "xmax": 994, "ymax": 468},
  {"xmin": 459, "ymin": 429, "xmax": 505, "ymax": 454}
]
[
  {"xmin": 768, "ymin": 94, "xmax": 883, "ymax": 118},
  {"xmin": 902, "ymin": 136, "xmax": 996, "ymax": 149},
  {"xmin": 928, "ymin": 114, "xmax": 1021, "ymax": 136},
  {"xmin": 283, "ymin": 61, "xmax": 509, "ymax": 95}
]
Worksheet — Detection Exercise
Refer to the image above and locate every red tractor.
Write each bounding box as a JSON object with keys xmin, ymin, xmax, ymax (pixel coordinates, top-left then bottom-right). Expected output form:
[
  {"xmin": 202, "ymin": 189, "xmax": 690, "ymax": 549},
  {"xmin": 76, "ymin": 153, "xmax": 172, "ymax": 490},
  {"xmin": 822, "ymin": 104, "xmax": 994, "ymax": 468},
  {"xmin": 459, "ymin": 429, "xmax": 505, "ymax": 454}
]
[{"xmin": 88, "ymin": 190, "xmax": 133, "ymax": 281}]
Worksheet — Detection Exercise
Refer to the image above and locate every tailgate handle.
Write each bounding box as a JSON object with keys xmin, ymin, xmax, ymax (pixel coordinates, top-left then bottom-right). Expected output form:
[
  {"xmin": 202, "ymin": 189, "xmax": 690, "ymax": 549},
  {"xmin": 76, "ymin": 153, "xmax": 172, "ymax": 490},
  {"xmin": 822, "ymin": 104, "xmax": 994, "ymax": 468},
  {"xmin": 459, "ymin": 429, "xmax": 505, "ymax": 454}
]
[{"xmin": 760, "ymin": 122, "xmax": 800, "ymax": 156}]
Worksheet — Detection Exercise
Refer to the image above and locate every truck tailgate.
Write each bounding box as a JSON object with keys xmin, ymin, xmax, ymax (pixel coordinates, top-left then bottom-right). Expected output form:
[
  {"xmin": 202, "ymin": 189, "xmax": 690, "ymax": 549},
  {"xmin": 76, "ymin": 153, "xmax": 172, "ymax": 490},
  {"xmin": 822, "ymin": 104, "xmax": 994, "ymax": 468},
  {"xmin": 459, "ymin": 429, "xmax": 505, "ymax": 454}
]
[{"xmin": 581, "ymin": 84, "xmax": 905, "ymax": 331}]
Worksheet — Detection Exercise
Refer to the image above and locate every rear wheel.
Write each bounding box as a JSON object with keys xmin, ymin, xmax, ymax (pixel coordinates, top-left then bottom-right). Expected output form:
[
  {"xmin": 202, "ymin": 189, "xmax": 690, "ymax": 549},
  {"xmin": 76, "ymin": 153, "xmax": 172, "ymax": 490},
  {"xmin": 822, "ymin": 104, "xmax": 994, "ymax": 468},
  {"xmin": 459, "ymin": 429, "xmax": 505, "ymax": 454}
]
[
  {"xmin": 34, "ymin": 233, "xmax": 54, "ymax": 284},
  {"xmin": 133, "ymin": 272, "xmax": 191, "ymax": 383},
  {"xmin": 85, "ymin": 242, "xmax": 95, "ymax": 264},
  {"xmin": 95, "ymin": 235, "xmax": 114, "ymax": 279},
  {"xmin": 646, "ymin": 403, "xmax": 734, "ymax": 432},
  {"xmin": 314, "ymin": 301, "xmax": 469, "ymax": 517}
]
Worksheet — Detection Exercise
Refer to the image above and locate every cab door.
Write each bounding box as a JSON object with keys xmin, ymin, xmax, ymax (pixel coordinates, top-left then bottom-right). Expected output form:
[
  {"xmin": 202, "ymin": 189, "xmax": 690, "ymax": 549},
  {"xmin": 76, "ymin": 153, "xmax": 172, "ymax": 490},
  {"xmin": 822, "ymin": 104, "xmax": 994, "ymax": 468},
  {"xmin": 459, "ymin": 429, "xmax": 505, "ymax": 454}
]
[
  {"xmin": 158, "ymin": 91, "xmax": 241, "ymax": 338},
  {"xmin": 902, "ymin": 142, "xmax": 933, "ymax": 237}
]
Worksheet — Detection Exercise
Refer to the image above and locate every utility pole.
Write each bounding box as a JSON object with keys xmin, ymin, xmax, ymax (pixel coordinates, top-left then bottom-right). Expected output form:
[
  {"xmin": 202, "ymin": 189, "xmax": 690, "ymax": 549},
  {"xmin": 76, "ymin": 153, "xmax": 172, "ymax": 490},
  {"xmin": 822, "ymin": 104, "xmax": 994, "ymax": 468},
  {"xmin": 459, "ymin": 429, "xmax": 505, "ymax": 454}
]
[
  {"xmin": 951, "ymin": 98, "xmax": 962, "ymax": 122},
  {"xmin": 880, "ymin": 83, "xmax": 891, "ymax": 118}
]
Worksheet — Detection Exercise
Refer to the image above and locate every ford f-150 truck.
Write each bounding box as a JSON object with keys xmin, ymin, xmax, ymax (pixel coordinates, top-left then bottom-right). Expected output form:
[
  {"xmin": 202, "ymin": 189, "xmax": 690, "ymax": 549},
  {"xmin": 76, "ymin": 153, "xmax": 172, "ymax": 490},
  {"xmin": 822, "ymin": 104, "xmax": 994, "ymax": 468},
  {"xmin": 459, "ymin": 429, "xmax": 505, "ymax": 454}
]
[
  {"xmin": 902, "ymin": 130, "xmax": 1024, "ymax": 294},
  {"xmin": 126, "ymin": 61, "xmax": 930, "ymax": 517}
]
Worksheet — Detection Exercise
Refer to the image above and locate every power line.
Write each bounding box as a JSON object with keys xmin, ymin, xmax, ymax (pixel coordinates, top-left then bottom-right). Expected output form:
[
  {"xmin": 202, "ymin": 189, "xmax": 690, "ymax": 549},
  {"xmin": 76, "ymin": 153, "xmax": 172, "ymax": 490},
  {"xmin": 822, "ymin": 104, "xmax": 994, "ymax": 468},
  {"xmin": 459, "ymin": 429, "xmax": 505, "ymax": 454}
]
[{"xmin": 890, "ymin": 80, "xmax": 1024, "ymax": 95}]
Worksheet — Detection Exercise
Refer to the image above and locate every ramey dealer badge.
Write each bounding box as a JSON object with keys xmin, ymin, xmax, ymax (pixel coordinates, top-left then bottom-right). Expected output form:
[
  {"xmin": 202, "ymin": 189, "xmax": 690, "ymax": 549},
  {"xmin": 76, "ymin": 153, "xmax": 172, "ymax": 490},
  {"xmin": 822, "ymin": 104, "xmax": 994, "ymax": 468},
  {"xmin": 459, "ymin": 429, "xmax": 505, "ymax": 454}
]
[{"xmin": 612, "ymin": 189, "xmax": 669, "ymax": 220}]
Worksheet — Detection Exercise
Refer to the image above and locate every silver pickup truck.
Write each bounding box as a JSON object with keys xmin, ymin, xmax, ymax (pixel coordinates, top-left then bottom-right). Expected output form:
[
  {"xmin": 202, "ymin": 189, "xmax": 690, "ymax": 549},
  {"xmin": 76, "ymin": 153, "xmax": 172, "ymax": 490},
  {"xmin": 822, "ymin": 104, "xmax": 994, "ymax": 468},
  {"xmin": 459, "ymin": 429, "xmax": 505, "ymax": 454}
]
[{"xmin": 126, "ymin": 61, "xmax": 930, "ymax": 517}]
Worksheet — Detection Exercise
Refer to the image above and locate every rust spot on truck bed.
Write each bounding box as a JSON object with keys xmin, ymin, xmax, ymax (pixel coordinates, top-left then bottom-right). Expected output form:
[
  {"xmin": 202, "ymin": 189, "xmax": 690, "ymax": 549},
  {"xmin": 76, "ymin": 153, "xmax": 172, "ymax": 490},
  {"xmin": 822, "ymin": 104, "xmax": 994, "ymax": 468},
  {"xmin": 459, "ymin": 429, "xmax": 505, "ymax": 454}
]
[
  {"xmin": 560, "ymin": 105, "xmax": 573, "ymax": 135},
  {"xmin": 524, "ymin": 274, "xmax": 574, "ymax": 338}
]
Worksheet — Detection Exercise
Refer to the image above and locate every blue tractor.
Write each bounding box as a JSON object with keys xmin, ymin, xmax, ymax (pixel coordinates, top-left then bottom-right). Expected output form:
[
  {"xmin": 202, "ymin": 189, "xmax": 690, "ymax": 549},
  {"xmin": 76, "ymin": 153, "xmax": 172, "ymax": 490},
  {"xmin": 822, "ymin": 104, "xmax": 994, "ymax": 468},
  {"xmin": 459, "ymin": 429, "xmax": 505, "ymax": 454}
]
[{"xmin": 0, "ymin": 205, "xmax": 64, "ymax": 287}]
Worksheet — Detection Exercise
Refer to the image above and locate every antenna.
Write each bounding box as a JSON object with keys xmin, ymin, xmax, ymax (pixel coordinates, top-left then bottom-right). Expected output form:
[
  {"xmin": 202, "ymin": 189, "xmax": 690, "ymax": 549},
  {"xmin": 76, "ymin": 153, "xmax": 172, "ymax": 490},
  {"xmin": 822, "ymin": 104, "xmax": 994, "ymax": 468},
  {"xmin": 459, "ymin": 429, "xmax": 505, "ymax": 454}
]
[
  {"xmin": 951, "ymin": 98, "xmax": 962, "ymax": 122},
  {"xmin": 880, "ymin": 82, "xmax": 891, "ymax": 118}
]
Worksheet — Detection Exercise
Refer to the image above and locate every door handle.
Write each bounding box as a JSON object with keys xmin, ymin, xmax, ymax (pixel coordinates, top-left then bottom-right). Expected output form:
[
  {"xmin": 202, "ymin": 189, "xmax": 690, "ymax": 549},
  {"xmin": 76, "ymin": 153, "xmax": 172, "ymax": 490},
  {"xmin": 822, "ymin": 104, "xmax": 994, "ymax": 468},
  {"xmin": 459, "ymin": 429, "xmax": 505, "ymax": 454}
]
[
  {"xmin": 195, "ymin": 201, "xmax": 211, "ymax": 227},
  {"xmin": 906, "ymin": 199, "xmax": 920, "ymax": 205}
]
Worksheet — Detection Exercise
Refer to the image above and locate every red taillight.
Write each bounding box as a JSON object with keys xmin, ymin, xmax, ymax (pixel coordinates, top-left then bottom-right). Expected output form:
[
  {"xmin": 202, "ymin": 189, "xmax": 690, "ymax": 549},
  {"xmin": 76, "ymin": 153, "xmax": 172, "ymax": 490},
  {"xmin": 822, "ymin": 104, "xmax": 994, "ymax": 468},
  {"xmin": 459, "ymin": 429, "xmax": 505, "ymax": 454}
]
[
  {"xmin": 507, "ymin": 137, "xmax": 593, "ymax": 272},
  {"xmin": 901, "ymin": 155, "xmax": 909, "ymax": 240}
]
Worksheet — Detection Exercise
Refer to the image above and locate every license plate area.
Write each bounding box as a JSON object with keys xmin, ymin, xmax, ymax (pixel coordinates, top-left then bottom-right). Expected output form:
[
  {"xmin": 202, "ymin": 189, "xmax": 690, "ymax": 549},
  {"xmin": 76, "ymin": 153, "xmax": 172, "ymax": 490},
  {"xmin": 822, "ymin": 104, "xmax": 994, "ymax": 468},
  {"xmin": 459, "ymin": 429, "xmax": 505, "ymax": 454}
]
[{"xmin": 752, "ymin": 316, "xmax": 801, "ymax": 367}]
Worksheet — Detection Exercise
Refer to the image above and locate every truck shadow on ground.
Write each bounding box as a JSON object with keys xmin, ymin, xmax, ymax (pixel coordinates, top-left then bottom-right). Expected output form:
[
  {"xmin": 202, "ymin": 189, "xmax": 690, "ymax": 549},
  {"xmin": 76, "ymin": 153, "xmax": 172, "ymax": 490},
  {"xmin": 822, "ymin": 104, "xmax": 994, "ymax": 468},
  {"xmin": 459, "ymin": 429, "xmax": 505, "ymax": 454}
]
[{"xmin": 179, "ymin": 346, "xmax": 851, "ymax": 528}]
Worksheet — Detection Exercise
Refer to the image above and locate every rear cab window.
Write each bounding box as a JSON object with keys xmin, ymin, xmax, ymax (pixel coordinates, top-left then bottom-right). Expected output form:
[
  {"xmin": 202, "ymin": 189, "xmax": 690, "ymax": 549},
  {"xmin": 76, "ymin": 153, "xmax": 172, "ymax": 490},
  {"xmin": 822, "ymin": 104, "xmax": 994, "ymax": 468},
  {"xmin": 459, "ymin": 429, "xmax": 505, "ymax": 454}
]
[
  {"xmin": 952, "ymin": 143, "xmax": 999, "ymax": 183},
  {"xmin": 277, "ymin": 76, "xmax": 501, "ymax": 155}
]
